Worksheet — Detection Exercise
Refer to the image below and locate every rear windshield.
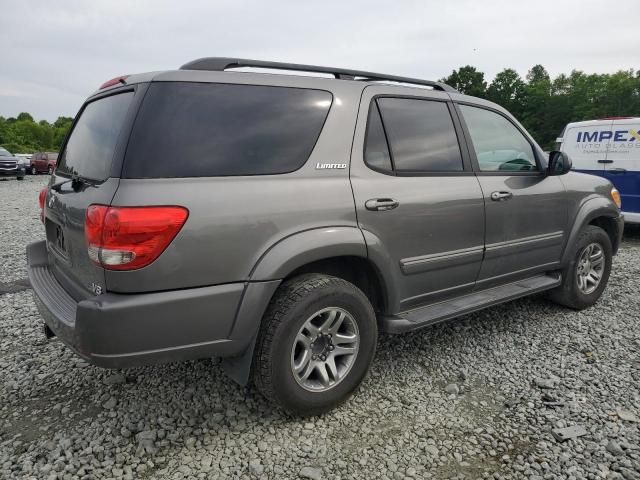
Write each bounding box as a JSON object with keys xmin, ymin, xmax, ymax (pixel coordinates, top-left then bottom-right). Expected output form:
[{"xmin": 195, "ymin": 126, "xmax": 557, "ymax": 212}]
[
  {"xmin": 122, "ymin": 82, "xmax": 332, "ymax": 178},
  {"xmin": 57, "ymin": 92, "xmax": 133, "ymax": 181}
]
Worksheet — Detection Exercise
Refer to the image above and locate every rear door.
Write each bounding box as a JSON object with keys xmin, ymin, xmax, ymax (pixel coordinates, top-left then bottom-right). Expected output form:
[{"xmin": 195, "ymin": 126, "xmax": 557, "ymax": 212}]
[
  {"xmin": 44, "ymin": 88, "xmax": 139, "ymax": 298},
  {"xmin": 603, "ymin": 118, "xmax": 640, "ymax": 215},
  {"xmin": 562, "ymin": 121, "xmax": 613, "ymax": 177},
  {"xmin": 456, "ymin": 103, "xmax": 567, "ymax": 288},
  {"xmin": 350, "ymin": 87, "xmax": 485, "ymax": 311}
]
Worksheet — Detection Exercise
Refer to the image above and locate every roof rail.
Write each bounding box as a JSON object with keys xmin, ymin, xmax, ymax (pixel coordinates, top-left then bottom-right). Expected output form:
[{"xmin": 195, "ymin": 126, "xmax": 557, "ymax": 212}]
[{"xmin": 180, "ymin": 57, "xmax": 457, "ymax": 93}]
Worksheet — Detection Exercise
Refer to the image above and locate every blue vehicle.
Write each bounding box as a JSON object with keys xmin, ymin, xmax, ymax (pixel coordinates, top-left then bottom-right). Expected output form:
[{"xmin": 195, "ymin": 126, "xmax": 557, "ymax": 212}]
[{"xmin": 557, "ymin": 117, "xmax": 640, "ymax": 223}]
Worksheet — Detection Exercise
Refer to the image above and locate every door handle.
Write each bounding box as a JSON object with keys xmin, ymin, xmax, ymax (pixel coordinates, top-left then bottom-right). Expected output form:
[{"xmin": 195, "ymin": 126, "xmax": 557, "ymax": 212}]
[
  {"xmin": 365, "ymin": 198, "xmax": 399, "ymax": 211},
  {"xmin": 609, "ymin": 168, "xmax": 626, "ymax": 174},
  {"xmin": 490, "ymin": 191, "xmax": 513, "ymax": 201},
  {"xmin": 597, "ymin": 159, "xmax": 614, "ymax": 164}
]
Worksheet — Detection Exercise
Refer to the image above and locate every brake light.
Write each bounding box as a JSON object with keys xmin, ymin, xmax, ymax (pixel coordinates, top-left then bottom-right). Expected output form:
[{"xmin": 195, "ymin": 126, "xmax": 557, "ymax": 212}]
[
  {"xmin": 99, "ymin": 75, "xmax": 129, "ymax": 90},
  {"xmin": 85, "ymin": 205, "xmax": 189, "ymax": 270},
  {"xmin": 38, "ymin": 188, "xmax": 47, "ymax": 223}
]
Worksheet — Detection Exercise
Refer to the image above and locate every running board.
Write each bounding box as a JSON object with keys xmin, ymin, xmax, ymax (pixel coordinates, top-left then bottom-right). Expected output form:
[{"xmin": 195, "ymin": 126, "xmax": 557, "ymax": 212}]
[{"xmin": 382, "ymin": 274, "xmax": 561, "ymax": 334}]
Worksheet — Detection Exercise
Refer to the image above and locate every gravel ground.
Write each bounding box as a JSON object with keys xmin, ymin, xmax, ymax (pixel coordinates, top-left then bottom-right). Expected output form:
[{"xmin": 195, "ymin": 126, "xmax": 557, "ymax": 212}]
[{"xmin": 1, "ymin": 175, "xmax": 639, "ymax": 480}]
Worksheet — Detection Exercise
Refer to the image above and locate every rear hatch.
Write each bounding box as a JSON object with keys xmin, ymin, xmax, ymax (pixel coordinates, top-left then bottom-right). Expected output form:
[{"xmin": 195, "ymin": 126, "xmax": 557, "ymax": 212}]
[{"xmin": 44, "ymin": 87, "xmax": 139, "ymax": 299}]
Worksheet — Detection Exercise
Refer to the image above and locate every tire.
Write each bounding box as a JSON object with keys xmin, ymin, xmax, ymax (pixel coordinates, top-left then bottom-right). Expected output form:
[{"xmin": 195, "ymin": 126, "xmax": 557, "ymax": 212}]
[
  {"xmin": 549, "ymin": 225, "xmax": 612, "ymax": 310},
  {"xmin": 253, "ymin": 274, "xmax": 377, "ymax": 416},
  {"xmin": 17, "ymin": 175, "xmax": 24, "ymax": 181},
  {"xmin": 48, "ymin": 166, "xmax": 53, "ymax": 175},
  {"xmin": 31, "ymin": 166, "xmax": 37, "ymax": 175}
]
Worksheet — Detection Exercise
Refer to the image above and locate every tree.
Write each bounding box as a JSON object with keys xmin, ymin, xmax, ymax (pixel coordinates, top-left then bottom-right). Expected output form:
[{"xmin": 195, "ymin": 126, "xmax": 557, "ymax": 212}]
[
  {"xmin": 521, "ymin": 65, "xmax": 553, "ymax": 145},
  {"xmin": 0, "ymin": 114, "xmax": 72, "ymax": 154},
  {"xmin": 526, "ymin": 64, "xmax": 550, "ymax": 84},
  {"xmin": 54, "ymin": 116, "xmax": 73, "ymax": 129},
  {"xmin": 441, "ymin": 66, "xmax": 487, "ymax": 98},
  {"xmin": 16, "ymin": 112, "xmax": 34, "ymax": 122},
  {"xmin": 486, "ymin": 68, "xmax": 525, "ymax": 117}
]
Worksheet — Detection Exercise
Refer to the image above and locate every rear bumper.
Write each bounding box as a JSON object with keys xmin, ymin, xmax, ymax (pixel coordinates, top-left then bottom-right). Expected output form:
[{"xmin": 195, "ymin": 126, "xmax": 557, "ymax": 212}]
[{"xmin": 27, "ymin": 241, "xmax": 279, "ymax": 368}]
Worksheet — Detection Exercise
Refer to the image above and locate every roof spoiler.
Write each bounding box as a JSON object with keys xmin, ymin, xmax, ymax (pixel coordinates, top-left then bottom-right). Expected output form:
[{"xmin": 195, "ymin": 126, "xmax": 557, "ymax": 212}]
[{"xmin": 180, "ymin": 57, "xmax": 458, "ymax": 93}]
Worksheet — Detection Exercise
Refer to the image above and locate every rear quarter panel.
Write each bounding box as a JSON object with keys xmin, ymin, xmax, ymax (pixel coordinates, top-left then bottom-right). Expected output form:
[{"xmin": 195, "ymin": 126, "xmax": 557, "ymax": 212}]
[{"xmin": 106, "ymin": 77, "xmax": 364, "ymax": 293}]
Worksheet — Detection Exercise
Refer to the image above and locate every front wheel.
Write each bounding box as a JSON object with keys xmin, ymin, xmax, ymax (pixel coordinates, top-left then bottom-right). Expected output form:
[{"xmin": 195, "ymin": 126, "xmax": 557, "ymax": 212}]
[
  {"xmin": 48, "ymin": 166, "xmax": 53, "ymax": 175},
  {"xmin": 253, "ymin": 274, "xmax": 377, "ymax": 416},
  {"xmin": 31, "ymin": 166, "xmax": 37, "ymax": 175},
  {"xmin": 549, "ymin": 225, "xmax": 612, "ymax": 310}
]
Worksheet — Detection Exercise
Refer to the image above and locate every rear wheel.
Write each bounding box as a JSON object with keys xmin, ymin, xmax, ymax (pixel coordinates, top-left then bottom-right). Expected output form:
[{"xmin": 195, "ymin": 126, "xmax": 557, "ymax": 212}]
[
  {"xmin": 31, "ymin": 166, "xmax": 37, "ymax": 175},
  {"xmin": 48, "ymin": 166, "xmax": 53, "ymax": 175},
  {"xmin": 549, "ymin": 225, "xmax": 612, "ymax": 309},
  {"xmin": 253, "ymin": 274, "xmax": 377, "ymax": 416}
]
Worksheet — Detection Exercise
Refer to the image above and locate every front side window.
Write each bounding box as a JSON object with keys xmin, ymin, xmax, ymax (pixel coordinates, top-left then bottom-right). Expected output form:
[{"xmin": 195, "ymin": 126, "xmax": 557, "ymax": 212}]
[
  {"xmin": 377, "ymin": 98, "xmax": 463, "ymax": 172},
  {"xmin": 460, "ymin": 105, "xmax": 538, "ymax": 172}
]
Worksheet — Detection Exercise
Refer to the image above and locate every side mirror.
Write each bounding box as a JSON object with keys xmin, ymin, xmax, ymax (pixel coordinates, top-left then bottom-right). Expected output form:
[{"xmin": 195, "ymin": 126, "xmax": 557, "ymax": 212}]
[{"xmin": 548, "ymin": 150, "xmax": 572, "ymax": 176}]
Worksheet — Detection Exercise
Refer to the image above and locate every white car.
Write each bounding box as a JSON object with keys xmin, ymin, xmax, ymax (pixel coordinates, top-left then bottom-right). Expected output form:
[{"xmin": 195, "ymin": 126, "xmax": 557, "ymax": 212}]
[{"xmin": 556, "ymin": 117, "xmax": 640, "ymax": 223}]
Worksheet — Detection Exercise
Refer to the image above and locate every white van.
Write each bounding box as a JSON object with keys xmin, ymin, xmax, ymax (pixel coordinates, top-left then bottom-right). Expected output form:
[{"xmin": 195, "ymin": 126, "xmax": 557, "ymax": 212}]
[{"xmin": 556, "ymin": 117, "xmax": 640, "ymax": 223}]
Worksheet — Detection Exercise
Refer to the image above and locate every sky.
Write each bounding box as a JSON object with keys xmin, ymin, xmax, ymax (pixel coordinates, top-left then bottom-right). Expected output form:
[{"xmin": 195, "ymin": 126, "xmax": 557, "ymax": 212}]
[{"xmin": 1, "ymin": 0, "xmax": 638, "ymax": 122}]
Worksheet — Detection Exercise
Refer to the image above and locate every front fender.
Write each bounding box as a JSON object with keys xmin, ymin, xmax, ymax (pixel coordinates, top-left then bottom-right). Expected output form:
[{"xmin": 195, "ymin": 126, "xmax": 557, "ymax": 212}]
[
  {"xmin": 561, "ymin": 197, "xmax": 622, "ymax": 265},
  {"xmin": 249, "ymin": 226, "xmax": 368, "ymax": 281}
]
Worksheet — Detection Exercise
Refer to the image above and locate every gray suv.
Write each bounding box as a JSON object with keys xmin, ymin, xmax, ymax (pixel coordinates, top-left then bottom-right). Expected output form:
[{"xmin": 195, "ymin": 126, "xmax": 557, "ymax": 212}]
[{"xmin": 27, "ymin": 58, "xmax": 624, "ymax": 415}]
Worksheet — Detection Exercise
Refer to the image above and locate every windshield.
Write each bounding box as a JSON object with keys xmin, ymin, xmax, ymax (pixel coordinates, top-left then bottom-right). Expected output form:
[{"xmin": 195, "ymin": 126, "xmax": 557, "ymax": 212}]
[
  {"xmin": 0, "ymin": 147, "xmax": 12, "ymax": 156},
  {"xmin": 57, "ymin": 92, "xmax": 133, "ymax": 181}
]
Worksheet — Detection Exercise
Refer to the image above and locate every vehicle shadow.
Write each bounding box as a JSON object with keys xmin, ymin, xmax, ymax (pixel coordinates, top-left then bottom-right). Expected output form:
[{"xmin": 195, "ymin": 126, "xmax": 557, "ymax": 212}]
[{"xmin": 622, "ymin": 223, "xmax": 640, "ymax": 243}]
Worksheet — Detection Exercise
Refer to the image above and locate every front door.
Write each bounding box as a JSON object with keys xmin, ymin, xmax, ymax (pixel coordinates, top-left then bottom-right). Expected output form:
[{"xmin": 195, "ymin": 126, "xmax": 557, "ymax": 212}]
[
  {"xmin": 350, "ymin": 87, "xmax": 486, "ymax": 312},
  {"xmin": 456, "ymin": 103, "xmax": 567, "ymax": 289}
]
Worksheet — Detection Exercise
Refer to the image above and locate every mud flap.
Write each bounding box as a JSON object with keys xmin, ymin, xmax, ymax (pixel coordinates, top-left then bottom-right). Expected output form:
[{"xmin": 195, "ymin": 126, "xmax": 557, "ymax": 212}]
[{"xmin": 220, "ymin": 334, "xmax": 258, "ymax": 386}]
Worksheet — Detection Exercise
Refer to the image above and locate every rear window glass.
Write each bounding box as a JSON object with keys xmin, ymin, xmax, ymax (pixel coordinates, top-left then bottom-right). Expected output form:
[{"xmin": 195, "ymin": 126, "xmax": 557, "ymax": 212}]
[
  {"xmin": 123, "ymin": 82, "xmax": 332, "ymax": 178},
  {"xmin": 57, "ymin": 92, "xmax": 133, "ymax": 180}
]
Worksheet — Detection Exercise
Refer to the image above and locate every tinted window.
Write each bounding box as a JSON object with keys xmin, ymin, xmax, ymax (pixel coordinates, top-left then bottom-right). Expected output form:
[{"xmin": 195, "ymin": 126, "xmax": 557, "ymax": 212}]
[
  {"xmin": 364, "ymin": 103, "xmax": 392, "ymax": 172},
  {"xmin": 460, "ymin": 105, "xmax": 537, "ymax": 172},
  {"xmin": 123, "ymin": 83, "xmax": 332, "ymax": 178},
  {"xmin": 57, "ymin": 92, "xmax": 133, "ymax": 180},
  {"xmin": 377, "ymin": 98, "xmax": 463, "ymax": 172}
]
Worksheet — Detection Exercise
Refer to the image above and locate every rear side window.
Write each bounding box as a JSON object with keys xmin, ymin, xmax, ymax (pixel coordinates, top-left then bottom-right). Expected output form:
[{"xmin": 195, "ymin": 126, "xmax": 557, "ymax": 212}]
[
  {"xmin": 364, "ymin": 103, "xmax": 393, "ymax": 172},
  {"xmin": 123, "ymin": 83, "xmax": 332, "ymax": 178},
  {"xmin": 57, "ymin": 92, "xmax": 134, "ymax": 181},
  {"xmin": 377, "ymin": 98, "xmax": 463, "ymax": 172}
]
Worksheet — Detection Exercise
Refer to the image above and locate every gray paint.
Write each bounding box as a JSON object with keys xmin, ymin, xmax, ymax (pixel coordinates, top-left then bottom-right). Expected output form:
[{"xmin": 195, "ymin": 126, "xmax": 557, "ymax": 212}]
[{"xmin": 28, "ymin": 65, "xmax": 623, "ymax": 379}]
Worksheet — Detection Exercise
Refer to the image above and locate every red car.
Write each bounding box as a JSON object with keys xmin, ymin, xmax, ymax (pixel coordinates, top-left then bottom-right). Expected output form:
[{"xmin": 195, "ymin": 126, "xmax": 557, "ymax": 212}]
[{"xmin": 30, "ymin": 152, "xmax": 58, "ymax": 175}]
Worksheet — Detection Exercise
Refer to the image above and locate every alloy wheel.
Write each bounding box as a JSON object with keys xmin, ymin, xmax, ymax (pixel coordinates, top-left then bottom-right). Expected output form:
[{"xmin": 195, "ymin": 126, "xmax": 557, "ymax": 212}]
[
  {"xmin": 576, "ymin": 242, "xmax": 605, "ymax": 294},
  {"xmin": 290, "ymin": 307, "xmax": 360, "ymax": 392}
]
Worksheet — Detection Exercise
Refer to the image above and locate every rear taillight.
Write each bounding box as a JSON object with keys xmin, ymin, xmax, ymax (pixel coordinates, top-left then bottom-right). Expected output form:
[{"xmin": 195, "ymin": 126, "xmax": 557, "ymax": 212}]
[
  {"xmin": 38, "ymin": 188, "xmax": 47, "ymax": 223},
  {"xmin": 84, "ymin": 205, "xmax": 189, "ymax": 271}
]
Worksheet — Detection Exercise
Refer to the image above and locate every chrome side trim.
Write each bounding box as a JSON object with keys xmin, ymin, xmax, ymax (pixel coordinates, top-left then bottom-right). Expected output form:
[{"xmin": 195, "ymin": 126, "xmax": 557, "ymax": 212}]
[
  {"xmin": 485, "ymin": 231, "xmax": 564, "ymax": 259},
  {"xmin": 400, "ymin": 245, "xmax": 484, "ymax": 275}
]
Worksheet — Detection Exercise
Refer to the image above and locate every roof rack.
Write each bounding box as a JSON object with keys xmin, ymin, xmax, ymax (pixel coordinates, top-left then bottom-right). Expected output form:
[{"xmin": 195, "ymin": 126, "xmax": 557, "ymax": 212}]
[{"xmin": 180, "ymin": 57, "xmax": 457, "ymax": 93}]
